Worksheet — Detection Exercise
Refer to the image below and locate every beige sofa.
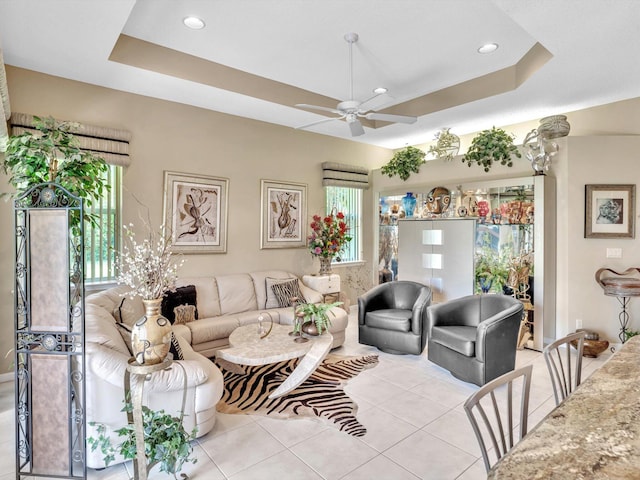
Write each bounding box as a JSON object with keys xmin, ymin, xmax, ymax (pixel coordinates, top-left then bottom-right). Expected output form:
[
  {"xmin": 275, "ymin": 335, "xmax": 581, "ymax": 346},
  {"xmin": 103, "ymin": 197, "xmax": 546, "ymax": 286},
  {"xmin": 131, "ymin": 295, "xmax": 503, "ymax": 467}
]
[
  {"xmin": 171, "ymin": 270, "xmax": 348, "ymax": 356},
  {"xmin": 84, "ymin": 270, "xmax": 347, "ymax": 469}
]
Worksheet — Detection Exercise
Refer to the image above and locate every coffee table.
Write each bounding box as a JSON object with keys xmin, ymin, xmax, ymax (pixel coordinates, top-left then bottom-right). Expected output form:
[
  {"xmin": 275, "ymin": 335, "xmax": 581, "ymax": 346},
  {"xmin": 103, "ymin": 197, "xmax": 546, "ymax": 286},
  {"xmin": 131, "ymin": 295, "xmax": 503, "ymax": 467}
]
[{"xmin": 215, "ymin": 323, "xmax": 333, "ymax": 398}]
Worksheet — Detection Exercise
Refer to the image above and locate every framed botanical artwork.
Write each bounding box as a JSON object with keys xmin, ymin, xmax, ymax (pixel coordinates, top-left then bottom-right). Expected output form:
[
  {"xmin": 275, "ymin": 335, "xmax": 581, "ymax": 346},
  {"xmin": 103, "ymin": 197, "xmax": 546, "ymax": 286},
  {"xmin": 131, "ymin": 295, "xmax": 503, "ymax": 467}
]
[
  {"xmin": 260, "ymin": 179, "xmax": 307, "ymax": 249},
  {"xmin": 163, "ymin": 171, "xmax": 229, "ymax": 253},
  {"xmin": 585, "ymin": 184, "xmax": 635, "ymax": 238}
]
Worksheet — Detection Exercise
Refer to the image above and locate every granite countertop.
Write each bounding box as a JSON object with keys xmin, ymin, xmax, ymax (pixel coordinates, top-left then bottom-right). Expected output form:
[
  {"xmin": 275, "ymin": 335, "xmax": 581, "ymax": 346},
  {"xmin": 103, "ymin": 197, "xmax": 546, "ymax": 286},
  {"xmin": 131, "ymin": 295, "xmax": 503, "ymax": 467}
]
[{"xmin": 489, "ymin": 335, "xmax": 640, "ymax": 479}]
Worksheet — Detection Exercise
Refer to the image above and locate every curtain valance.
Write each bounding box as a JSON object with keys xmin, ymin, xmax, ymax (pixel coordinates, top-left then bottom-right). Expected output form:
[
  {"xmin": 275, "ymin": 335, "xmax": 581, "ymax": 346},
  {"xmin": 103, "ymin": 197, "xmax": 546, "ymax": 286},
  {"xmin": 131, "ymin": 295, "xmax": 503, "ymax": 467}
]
[
  {"xmin": 322, "ymin": 162, "xmax": 369, "ymax": 189},
  {"xmin": 10, "ymin": 112, "xmax": 131, "ymax": 167}
]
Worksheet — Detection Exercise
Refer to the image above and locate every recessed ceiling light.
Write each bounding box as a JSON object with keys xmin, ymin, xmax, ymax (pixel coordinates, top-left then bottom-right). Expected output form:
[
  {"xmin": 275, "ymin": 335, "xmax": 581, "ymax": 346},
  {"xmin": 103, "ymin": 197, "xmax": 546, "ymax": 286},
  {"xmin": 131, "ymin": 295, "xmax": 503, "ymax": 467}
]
[
  {"xmin": 183, "ymin": 16, "xmax": 205, "ymax": 30},
  {"xmin": 373, "ymin": 87, "xmax": 388, "ymax": 94},
  {"xmin": 477, "ymin": 43, "xmax": 498, "ymax": 54}
]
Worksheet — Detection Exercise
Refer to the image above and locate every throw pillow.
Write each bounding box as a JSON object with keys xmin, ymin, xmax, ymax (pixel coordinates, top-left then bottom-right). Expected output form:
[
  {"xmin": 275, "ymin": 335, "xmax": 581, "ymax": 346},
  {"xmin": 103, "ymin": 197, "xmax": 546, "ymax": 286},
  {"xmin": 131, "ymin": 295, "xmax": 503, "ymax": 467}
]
[
  {"xmin": 173, "ymin": 304, "xmax": 197, "ymax": 325},
  {"xmin": 265, "ymin": 277, "xmax": 291, "ymax": 309},
  {"xmin": 113, "ymin": 297, "xmax": 145, "ymax": 327},
  {"xmin": 116, "ymin": 322, "xmax": 134, "ymax": 356},
  {"xmin": 271, "ymin": 279, "xmax": 306, "ymax": 308},
  {"xmin": 169, "ymin": 332, "xmax": 185, "ymax": 361},
  {"xmin": 162, "ymin": 285, "xmax": 198, "ymax": 324}
]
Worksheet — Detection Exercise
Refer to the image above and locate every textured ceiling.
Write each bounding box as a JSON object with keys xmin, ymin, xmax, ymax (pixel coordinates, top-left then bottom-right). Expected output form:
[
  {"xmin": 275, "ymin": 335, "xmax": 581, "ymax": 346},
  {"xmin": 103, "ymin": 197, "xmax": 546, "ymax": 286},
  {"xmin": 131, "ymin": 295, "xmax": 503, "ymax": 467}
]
[{"xmin": 1, "ymin": 0, "xmax": 639, "ymax": 149}]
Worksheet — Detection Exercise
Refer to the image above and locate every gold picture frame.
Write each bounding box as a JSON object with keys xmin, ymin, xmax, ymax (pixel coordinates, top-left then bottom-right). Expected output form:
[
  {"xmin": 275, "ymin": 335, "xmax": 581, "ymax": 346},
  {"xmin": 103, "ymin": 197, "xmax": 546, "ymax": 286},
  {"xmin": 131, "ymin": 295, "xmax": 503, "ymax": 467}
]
[
  {"xmin": 163, "ymin": 171, "xmax": 229, "ymax": 253},
  {"xmin": 585, "ymin": 184, "xmax": 635, "ymax": 238}
]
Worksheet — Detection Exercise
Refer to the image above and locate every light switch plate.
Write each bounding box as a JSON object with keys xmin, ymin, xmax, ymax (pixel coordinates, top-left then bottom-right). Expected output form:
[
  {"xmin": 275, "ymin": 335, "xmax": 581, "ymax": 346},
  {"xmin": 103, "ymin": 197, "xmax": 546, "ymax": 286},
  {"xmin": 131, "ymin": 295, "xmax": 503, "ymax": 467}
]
[{"xmin": 606, "ymin": 247, "xmax": 622, "ymax": 258}]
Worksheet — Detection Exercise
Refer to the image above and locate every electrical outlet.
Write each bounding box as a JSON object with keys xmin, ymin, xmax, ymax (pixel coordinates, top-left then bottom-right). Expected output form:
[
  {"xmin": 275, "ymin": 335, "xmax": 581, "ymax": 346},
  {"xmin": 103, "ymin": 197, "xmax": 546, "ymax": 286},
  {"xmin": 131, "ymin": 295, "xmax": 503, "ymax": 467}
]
[{"xmin": 576, "ymin": 318, "xmax": 583, "ymax": 329}]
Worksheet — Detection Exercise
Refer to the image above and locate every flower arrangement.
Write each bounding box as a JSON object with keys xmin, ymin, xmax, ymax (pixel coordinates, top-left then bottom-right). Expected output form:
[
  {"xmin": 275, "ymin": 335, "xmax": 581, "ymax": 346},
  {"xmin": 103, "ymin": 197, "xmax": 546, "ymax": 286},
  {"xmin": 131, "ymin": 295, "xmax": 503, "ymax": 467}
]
[
  {"xmin": 308, "ymin": 211, "xmax": 352, "ymax": 260},
  {"xmin": 116, "ymin": 223, "xmax": 183, "ymax": 300}
]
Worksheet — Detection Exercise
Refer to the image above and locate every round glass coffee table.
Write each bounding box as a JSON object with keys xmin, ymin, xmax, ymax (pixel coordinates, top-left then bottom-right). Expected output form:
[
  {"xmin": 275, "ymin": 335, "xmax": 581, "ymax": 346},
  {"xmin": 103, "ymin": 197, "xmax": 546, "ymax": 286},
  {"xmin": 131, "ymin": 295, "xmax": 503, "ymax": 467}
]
[{"xmin": 215, "ymin": 323, "xmax": 333, "ymax": 398}]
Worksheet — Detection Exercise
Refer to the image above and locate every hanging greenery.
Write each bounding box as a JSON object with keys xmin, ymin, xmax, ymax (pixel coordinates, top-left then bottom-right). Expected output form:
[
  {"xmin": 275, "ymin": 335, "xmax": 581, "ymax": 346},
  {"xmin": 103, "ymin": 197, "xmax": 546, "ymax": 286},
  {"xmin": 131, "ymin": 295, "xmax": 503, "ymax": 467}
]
[
  {"xmin": 2, "ymin": 116, "xmax": 110, "ymax": 228},
  {"xmin": 462, "ymin": 127, "xmax": 522, "ymax": 173},
  {"xmin": 427, "ymin": 128, "xmax": 460, "ymax": 161},
  {"xmin": 381, "ymin": 146, "xmax": 426, "ymax": 181}
]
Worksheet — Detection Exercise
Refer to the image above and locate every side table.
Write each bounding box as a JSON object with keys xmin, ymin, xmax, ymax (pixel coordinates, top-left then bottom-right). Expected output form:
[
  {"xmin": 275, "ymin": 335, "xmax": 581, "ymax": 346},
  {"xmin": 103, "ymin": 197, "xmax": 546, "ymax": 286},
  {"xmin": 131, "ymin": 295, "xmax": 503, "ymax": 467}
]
[
  {"xmin": 302, "ymin": 274, "xmax": 341, "ymax": 303},
  {"xmin": 124, "ymin": 357, "xmax": 183, "ymax": 480}
]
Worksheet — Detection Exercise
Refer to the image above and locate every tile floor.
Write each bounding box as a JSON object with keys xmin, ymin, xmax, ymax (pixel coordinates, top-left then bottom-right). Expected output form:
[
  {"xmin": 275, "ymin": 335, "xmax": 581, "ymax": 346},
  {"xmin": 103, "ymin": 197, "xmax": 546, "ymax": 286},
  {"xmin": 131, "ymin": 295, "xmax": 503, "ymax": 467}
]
[{"xmin": 0, "ymin": 310, "xmax": 609, "ymax": 480}]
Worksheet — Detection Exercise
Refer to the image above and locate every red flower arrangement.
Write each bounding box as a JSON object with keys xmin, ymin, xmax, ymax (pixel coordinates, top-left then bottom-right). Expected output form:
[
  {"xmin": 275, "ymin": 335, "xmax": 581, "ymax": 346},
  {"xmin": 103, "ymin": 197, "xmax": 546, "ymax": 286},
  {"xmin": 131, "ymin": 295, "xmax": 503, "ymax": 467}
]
[{"xmin": 308, "ymin": 211, "xmax": 352, "ymax": 260}]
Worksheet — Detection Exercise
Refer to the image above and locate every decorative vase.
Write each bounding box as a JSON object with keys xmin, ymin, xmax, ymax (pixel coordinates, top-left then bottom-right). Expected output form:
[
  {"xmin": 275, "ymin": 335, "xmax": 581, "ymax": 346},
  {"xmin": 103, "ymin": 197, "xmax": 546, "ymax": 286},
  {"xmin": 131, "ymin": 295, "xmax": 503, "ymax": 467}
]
[
  {"xmin": 402, "ymin": 192, "xmax": 417, "ymax": 218},
  {"xmin": 479, "ymin": 277, "xmax": 493, "ymax": 294},
  {"xmin": 131, "ymin": 298, "xmax": 172, "ymax": 365},
  {"xmin": 302, "ymin": 320, "xmax": 320, "ymax": 336},
  {"xmin": 319, "ymin": 257, "xmax": 332, "ymax": 276}
]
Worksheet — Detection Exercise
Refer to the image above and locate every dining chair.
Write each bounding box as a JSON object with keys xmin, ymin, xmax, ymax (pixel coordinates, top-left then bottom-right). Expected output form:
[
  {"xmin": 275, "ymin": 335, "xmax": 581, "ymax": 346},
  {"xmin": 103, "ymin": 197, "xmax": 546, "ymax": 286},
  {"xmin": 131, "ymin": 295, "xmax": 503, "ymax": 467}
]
[
  {"xmin": 463, "ymin": 364, "xmax": 533, "ymax": 472},
  {"xmin": 543, "ymin": 331, "xmax": 586, "ymax": 405}
]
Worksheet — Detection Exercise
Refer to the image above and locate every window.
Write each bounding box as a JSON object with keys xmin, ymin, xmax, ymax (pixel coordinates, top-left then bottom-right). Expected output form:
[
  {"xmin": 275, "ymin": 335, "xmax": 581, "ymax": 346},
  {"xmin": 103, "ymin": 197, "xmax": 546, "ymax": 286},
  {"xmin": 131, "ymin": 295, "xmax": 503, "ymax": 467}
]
[
  {"xmin": 325, "ymin": 186, "xmax": 362, "ymax": 263},
  {"xmin": 84, "ymin": 164, "xmax": 121, "ymax": 284}
]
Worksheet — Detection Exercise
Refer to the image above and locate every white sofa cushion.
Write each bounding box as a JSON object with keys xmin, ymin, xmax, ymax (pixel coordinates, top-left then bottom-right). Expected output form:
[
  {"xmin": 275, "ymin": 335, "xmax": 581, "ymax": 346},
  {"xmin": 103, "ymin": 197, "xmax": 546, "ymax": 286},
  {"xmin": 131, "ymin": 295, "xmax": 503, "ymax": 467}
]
[
  {"xmin": 176, "ymin": 276, "xmax": 221, "ymax": 318},
  {"xmin": 189, "ymin": 315, "xmax": 241, "ymax": 345},
  {"xmin": 216, "ymin": 274, "xmax": 258, "ymax": 315}
]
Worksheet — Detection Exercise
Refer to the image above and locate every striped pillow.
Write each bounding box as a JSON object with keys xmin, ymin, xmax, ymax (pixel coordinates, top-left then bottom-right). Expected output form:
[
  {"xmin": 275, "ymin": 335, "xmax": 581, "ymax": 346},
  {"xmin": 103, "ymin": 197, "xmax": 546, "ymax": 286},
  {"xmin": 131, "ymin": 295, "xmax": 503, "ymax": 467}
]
[{"xmin": 270, "ymin": 279, "xmax": 305, "ymax": 308}]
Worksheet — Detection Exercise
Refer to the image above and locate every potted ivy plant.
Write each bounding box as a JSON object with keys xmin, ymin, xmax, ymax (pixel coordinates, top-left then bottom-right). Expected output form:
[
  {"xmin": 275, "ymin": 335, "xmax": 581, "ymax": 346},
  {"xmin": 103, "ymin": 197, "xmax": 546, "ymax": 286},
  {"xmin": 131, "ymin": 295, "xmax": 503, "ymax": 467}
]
[
  {"xmin": 88, "ymin": 402, "xmax": 197, "ymax": 479},
  {"xmin": 1, "ymin": 115, "xmax": 110, "ymax": 228},
  {"xmin": 462, "ymin": 126, "xmax": 522, "ymax": 173},
  {"xmin": 295, "ymin": 301, "xmax": 343, "ymax": 335},
  {"xmin": 381, "ymin": 145, "xmax": 426, "ymax": 181}
]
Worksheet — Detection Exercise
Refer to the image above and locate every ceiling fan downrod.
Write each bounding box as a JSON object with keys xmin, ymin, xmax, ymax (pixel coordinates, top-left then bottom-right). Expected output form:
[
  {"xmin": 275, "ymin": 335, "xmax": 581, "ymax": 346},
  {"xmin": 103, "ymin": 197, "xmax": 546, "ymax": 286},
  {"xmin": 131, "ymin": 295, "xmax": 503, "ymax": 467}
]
[{"xmin": 344, "ymin": 32, "xmax": 359, "ymax": 102}]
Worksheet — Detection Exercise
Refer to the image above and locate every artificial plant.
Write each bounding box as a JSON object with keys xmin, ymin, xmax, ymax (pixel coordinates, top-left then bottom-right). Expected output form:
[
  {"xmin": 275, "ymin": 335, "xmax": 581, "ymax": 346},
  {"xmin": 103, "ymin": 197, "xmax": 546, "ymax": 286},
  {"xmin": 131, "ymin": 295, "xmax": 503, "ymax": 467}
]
[
  {"xmin": 427, "ymin": 128, "xmax": 460, "ymax": 161},
  {"xmin": 381, "ymin": 146, "xmax": 426, "ymax": 181},
  {"xmin": 294, "ymin": 301, "xmax": 343, "ymax": 335},
  {"xmin": 88, "ymin": 402, "xmax": 197, "ymax": 479},
  {"xmin": 462, "ymin": 127, "xmax": 522, "ymax": 173},
  {"xmin": 2, "ymin": 115, "xmax": 109, "ymax": 228}
]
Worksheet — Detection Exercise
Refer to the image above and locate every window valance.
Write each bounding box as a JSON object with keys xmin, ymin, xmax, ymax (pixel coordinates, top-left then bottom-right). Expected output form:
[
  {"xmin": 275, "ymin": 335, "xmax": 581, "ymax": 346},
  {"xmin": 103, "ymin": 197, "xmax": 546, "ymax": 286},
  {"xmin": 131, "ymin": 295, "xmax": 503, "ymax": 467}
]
[
  {"xmin": 10, "ymin": 112, "xmax": 132, "ymax": 167},
  {"xmin": 322, "ymin": 162, "xmax": 370, "ymax": 189}
]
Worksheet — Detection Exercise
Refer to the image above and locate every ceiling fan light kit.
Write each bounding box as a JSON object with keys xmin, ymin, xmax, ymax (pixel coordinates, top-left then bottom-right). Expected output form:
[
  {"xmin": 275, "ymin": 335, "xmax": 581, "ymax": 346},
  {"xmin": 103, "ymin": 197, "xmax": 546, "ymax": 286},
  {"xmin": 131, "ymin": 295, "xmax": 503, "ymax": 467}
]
[{"xmin": 294, "ymin": 32, "xmax": 417, "ymax": 137}]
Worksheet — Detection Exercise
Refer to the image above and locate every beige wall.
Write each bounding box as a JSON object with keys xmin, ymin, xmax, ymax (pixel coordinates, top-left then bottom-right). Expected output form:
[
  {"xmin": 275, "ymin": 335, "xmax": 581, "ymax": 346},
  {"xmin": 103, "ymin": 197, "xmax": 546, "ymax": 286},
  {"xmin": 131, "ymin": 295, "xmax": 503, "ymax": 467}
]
[
  {"xmin": 0, "ymin": 66, "xmax": 390, "ymax": 374},
  {"xmin": 3, "ymin": 65, "xmax": 640, "ymax": 374}
]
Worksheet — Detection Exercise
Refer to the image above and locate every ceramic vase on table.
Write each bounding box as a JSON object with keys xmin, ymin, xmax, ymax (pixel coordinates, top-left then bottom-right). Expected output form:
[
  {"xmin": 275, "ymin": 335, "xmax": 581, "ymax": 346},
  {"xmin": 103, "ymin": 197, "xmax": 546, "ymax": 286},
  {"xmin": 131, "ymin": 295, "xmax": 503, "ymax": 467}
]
[
  {"xmin": 131, "ymin": 298, "xmax": 172, "ymax": 365},
  {"xmin": 318, "ymin": 257, "xmax": 332, "ymax": 276}
]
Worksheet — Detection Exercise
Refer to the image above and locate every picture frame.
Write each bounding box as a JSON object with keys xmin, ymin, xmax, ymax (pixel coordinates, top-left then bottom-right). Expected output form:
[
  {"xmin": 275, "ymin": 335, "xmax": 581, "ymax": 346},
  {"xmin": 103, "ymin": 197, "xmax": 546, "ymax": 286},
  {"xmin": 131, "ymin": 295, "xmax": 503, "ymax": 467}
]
[
  {"xmin": 585, "ymin": 184, "xmax": 635, "ymax": 238},
  {"xmin": 163, "ymin": 171, "xmax": 229, "ymax": 253},
  {"xmin": 260, "ymin": 179, "xmax": 307, "ymax": 249}
]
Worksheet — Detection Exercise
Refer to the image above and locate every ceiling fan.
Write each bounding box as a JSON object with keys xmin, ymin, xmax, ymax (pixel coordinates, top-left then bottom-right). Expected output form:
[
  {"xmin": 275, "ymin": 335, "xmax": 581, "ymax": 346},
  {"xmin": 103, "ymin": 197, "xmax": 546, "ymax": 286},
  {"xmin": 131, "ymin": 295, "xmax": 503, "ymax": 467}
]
[{"xmin": 295, "ymin": 32, "xmax": 417, "ymax": 137}]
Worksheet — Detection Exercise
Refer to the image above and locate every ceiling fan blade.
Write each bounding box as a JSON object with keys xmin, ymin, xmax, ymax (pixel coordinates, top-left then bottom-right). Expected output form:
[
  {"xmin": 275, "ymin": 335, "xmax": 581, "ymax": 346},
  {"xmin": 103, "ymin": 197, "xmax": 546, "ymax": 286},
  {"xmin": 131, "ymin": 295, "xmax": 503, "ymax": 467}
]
[
  {"xmin": 349, "ymin": 119, "xmax": 365, "ymax": 137},
  {"xmin": 295, "ymin": 103, "xmax": 342, "ymax": 115},
  {"xmin": 295, "ymin": 116, "xmax": 343, "ymax": 130},
  {"xmin": 364, "ymin": 112, "xmax": 417, "ymax": 124},
  {"xmin": 358, "ymin": 92, "xmax": 393, "ymax": 113}
]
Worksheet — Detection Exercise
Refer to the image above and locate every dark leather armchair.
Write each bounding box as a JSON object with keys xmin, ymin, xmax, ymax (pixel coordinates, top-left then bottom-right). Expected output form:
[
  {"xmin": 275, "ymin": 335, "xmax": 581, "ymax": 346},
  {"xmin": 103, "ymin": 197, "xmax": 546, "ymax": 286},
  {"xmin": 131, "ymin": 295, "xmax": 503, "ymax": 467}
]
[
  {"xmin": 358, "ymin": 281, "xmax": 432, "ymax": 354},
  {"xmin": 427, "ymin": 294, "xmax": 523, "ymax": 386}
]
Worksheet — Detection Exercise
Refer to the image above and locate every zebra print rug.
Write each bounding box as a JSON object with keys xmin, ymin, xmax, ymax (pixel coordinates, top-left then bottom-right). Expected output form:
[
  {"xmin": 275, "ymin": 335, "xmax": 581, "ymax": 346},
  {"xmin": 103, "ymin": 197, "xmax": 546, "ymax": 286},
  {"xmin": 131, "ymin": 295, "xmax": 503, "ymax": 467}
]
[{"xmin": 215, "ymin": 354, "xmax": 379, "ymax": 437}]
